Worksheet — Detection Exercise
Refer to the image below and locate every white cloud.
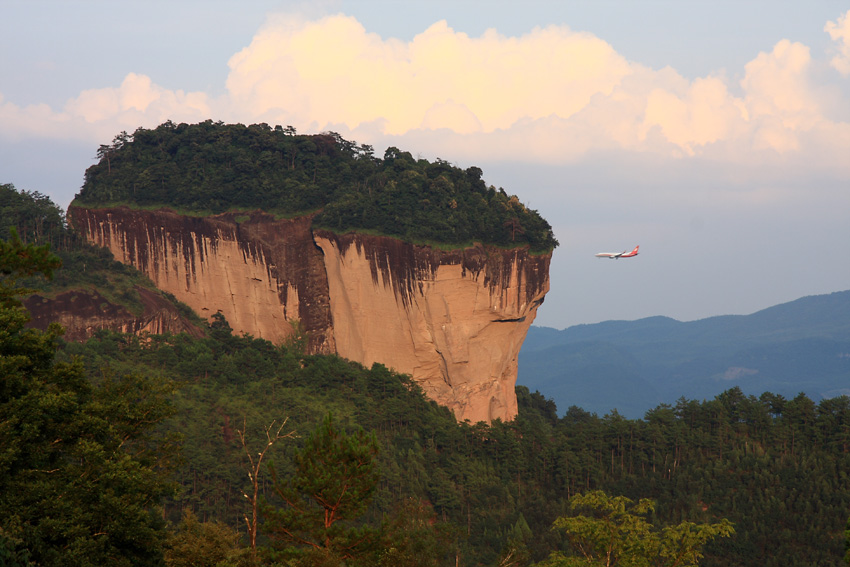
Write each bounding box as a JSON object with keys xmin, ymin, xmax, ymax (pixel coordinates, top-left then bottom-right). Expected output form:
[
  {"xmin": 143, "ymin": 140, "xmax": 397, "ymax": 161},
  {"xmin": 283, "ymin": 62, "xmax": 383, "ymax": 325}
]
[
  {"xmin": 741, "ymin": 40, "xmax": 821, "ymax": 129},
  {"xmin": 65, "ymin": 73, "xmax": 212, "ymax": 132},
  {"xmin": 420, "ymin": 99, "xmax": 482, "ymax": 134},
  {"xmin": 221, "ymin": 13, "xmax": 850, "ymax": 167},
  {"xmin": 224, "ymin": 15, "xmax": 634, "ymax": 135},
  {"xmin": 1, "ymin": 12, "xmax": 848, "ymax": 172},
  {"xmin": 825, "ymin": 10, "xmax": 850, "ymax": 75},
  {"xmin": 640, "ymin": 75, "xmax": 747, "ymax": 155},
  {"xmin": 1, "ymin": 73, "xmax": 211, "ymax": 143}
]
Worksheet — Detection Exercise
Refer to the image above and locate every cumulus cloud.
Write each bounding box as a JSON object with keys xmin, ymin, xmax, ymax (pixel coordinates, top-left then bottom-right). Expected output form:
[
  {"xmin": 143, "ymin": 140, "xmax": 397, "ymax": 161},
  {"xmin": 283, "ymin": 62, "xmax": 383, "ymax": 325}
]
[
  {"xmin": 420, "ymin": 99, "xmax": 482, "ymax": 134},
  {"xmin": 65, "ymin": 73, "xmax": 208, "ymax": 123},
  {"xmin": 220, "ymin": 12, "xmax": 850, "ymax": 166},
  {"xmin": 825, "ymin": 10, "xmax": 850, "ymax": 75},
  {"xmin": 1, "ymin": 73, "xmax": 211, "ymax": 143},
  {"xmin": 225, "ymin": 14, "xmax": 633, "ymax": 135},
  {"xmin": 739, "ymin": 40, "xmax": 824, "ymax": 152},
  {"xmin": 640, "ymin": 75, "xmax": 747, "ymax": 155},
  {"xmin": 1, "ymin": 11, "xmax": 849, "ymax": 170}
]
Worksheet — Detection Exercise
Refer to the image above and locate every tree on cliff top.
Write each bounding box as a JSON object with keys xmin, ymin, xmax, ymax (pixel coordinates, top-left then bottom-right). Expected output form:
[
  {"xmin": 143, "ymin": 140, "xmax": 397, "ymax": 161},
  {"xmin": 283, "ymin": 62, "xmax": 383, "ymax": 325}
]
[
  {"xmin": 75, "ymin": 121, "xmax": 557, "ymax": 252},
  {"xmin": 2, "ymin": 182, "xmax": 205, "ymax": 326},
  {"xmin": 0, "ymin": 183, "xmax": 66, "ymax": 251}
]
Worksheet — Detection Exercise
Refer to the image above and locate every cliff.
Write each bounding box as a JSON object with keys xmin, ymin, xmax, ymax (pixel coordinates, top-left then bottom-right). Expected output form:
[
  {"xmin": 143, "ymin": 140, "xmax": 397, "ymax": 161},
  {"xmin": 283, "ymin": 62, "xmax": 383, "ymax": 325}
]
[
  {"xmin": 24, "ymin": 286, "xmax": 203, "ymax": 342},
  {"xmin": 69, "ymin": 205, "xmax": 550, "ymax": 422}
]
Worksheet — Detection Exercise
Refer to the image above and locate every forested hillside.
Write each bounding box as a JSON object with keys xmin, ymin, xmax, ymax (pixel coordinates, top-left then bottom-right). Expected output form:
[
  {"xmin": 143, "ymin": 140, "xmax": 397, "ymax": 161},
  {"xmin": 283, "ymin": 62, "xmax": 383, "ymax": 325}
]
[
  {"xmin": 1, "ymin": 182, "xmax": 199, "ymax": 324},
  {"xmin": 4, "ymin": 184, "xmax": 850, "ymax": 566},
  {"xmin": 55, "ymin": 326, "xmax": 850, "ymax": 566},
  {"xmin": 74, "ymin": 121, "xmax": 557, "ymax": 252}
]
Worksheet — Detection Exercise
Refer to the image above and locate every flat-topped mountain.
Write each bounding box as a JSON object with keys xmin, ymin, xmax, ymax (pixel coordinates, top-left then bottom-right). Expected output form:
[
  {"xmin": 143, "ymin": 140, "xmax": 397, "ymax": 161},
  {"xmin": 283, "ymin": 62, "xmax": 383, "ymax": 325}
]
[{"xmin": 67, "ymin": 122, "xmax": 556, "ymax": 422}]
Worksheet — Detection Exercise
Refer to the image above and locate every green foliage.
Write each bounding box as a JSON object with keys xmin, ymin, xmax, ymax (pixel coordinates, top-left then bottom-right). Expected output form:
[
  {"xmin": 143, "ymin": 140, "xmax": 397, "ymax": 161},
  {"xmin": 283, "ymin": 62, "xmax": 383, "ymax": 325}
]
[
  {"xmin": 0, "ymin": 529, "xmax": 32, "ymax": 567},
  {"xmin": 165, "ymin": 510, "xmax": 254, "ymax": 567},
  {"xmin": 24, "ymin": 274, "xmax": 848, "ymax": 567},
  {"xmin": 379, "ymin": 498, "xmax": 459, "ymax": 567},
  {"xmin": 0, "ymin": 233, "xmax": 178, "ymax": 566},
  {"xmin": 54, "ymin": 309, "xmax": 850, "ymax": 566},
  {"xmin": 0, "ymin": 226, "xmax": 61, "ymax": 306},
  {"xmin": 500, "ymin": 513, "xmax": 534, "ymax": 566},
  {"xmin": 547, "ymin": 491, "xmax": 732, "ymax": 566},
  {"xmin": 263, "ymin": 413, "xmax": 381, "ymax": 565},
  {"xmin": 552, "ymin": 491, "xmax": 657, "ymax": 566},
  {"xmin": 2, "ymin": 181, "xmax": 203, "ymax": 321},
  {"xmin": 0, "ymin": 182, "xmax": 66, "ymax": 252},
  {"xmin": 846, "ymin": 515, "xmax": 850, "ymax": 566},
  {"xmin": 74, "ymin": 121, "xmax": 557, "ymax": 252}
]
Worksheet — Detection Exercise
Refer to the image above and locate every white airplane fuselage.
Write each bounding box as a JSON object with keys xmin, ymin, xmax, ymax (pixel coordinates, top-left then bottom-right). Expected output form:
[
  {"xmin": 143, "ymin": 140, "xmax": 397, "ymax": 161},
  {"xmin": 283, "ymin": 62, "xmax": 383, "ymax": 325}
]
[{"xmin": 595, "ymin": 245, "xmax": 639, "ymax": 259}]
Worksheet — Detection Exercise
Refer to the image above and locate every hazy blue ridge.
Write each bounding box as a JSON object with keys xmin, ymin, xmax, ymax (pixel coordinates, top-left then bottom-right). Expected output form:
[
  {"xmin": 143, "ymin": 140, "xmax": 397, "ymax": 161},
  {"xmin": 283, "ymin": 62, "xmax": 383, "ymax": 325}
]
[{"xmin": 518, "ymin": 290, "xmax": 850, "ymax": 418}]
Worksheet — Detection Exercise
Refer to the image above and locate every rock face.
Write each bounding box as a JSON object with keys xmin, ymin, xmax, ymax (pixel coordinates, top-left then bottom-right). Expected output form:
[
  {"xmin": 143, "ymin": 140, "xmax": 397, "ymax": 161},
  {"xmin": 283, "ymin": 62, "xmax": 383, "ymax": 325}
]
[
  {"xmin": 69, "ymin": 207, "xmax": 334, "ymax": 353},
  {"xmin": 314, "ymin": 231, "xmax": 549, "ymax": 423},
  {"xmin": 69, "ymin": 206, "xmax": 550, "ymax": 422},
  {"xmin": 24, "ymin": 287, "xmax": 203, "ymax": 342}
]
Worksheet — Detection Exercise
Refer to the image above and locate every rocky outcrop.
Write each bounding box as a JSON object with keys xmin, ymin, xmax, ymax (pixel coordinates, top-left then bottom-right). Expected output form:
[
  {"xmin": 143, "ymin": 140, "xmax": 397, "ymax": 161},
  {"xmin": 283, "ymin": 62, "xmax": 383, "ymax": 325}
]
[
  {"xmin": 24, "ymin": 286, "xmax": 203, "ymax": 342},
  {"xmin": 314, "ymin": 231, "xmax": 549, "ymax": 423},
  {"xmin": 69, "ymin": 205, "xmax": 550, "ymax": 422},
  {"xmin": 68, "ymin": 207, "xmax": 334, "ymax": 353}
]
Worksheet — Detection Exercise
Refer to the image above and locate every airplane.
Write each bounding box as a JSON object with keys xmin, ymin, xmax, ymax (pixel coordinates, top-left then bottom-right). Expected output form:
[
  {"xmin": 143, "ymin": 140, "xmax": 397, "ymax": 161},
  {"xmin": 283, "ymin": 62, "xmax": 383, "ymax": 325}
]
[{"xmin": 595, "ymin": 245, "xmax": 639, "ymax": 259}]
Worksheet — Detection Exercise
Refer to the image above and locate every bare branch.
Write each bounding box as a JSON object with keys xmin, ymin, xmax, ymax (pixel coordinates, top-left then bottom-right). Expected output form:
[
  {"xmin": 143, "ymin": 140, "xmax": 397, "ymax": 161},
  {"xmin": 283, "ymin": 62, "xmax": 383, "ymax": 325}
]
[{"xmin": 237, "ymin": 416, "xmax": 295, "ymax": 560}]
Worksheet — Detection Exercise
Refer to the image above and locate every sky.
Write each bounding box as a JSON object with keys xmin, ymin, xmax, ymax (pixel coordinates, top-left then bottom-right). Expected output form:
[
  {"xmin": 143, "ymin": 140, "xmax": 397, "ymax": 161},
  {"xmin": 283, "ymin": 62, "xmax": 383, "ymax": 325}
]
[{"xmin": 2, "ymin": 0, "xmax": 849, "ymax": 329}]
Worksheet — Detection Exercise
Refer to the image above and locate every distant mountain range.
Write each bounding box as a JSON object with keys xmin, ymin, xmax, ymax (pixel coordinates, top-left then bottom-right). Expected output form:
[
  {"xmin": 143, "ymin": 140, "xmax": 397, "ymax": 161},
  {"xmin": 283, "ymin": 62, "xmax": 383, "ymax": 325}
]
[{"xmin": 518, "ymin": 290, "xmax": 850, "ymax": 418}]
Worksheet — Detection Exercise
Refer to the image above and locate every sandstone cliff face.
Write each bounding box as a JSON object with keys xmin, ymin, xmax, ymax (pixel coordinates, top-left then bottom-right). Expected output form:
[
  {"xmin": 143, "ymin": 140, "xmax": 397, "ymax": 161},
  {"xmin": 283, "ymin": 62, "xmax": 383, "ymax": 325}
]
[
  {"xmin": 24, "ymin": 287, "xmax": 203, "ymax": 342},
  {"xmin": 69, "ymin": 206, "xmax": 550, "ymax": 422},
  {"xmin": 69, "ymin": 207, "xmax": 334, "ymax": 353},
  {"xmin": 314, "ymin": 231, "xmax": 549, "ymax": 423}
]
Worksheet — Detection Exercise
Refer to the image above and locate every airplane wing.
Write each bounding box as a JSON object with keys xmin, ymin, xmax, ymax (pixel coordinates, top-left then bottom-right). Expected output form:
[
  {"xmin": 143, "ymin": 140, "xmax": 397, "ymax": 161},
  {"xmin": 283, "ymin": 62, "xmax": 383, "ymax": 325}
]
[
  {"xmin": 621, "ymin": 245, "xmax": 639, "ymax": 257},
  {"xmin": 595, "ymin": 246, "xmax": 639, "ymax": 259}
]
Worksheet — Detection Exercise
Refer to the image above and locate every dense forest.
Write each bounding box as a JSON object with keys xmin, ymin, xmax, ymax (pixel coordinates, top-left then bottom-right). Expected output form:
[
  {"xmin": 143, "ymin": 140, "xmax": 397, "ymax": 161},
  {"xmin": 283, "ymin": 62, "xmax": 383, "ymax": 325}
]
[
  {"xmin": 56, "ymin": 326, "xmax": 850, "ymax": 567},
  {"xmin": 4, "ymin": 187, "xmax": 850, "ymax": 566},
  {"xmin": 74, "ymin": 121, "xmax": 557, "ymax": 253}
]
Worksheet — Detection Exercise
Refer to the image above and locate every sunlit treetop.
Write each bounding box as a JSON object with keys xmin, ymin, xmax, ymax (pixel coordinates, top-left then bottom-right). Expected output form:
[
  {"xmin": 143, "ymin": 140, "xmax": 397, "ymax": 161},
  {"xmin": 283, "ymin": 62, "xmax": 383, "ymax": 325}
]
[{"xmin": 75, "ymin": 121, "xmax": 557, "ymax": 252}]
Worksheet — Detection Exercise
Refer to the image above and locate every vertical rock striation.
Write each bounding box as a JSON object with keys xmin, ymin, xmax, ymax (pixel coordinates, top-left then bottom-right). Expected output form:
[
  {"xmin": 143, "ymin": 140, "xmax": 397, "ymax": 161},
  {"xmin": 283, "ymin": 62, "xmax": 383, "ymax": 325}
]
[
  {"xmin": 313, "ymin": 231, "xmax": 549, "ymax": 423},
  {"xmin": 69, "ymin": 206, "xmax": 335, "ymax": 354},
  {"xmin": 69, "ymin": 206, "xmax": 550, "ymax": 422}
]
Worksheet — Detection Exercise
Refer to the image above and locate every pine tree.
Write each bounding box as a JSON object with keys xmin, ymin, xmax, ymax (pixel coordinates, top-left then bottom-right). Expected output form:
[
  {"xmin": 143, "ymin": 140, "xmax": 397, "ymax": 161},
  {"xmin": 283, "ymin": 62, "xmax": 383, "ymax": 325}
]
[{"xmin": 263, "ymin": 413, "xmax": 381, "ymax": 565}]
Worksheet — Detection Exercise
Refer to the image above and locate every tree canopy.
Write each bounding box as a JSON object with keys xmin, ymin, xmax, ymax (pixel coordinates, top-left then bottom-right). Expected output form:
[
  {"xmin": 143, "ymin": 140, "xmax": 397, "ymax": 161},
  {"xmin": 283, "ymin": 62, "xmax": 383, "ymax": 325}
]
[
  {"xmin": 1, "ymin": 182, "xmax": 202, "ymax": 322},
  {"xmin": 263, "ymin": 413, "xmax": 381, "ymax": 565},
  {"xmin": 541, "ymin": 490, "xmax": 733, "ymax": 566},
  {"xmin": 59, "ymin": 315, "xmax": 850, "ymax": 566},
  {"xmin": 0, "ymin": 232, "xmax": 178, "ymax": 566},
  {"xmin": 74, "ymin": 121, "xmax": 558, "ymax": 252}
]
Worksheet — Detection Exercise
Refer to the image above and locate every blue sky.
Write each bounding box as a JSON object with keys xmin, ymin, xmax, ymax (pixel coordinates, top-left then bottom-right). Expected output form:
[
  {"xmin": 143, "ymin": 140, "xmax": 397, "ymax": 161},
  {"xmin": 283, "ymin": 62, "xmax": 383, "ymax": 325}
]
[{"xmin": 2, "ymin": 1, "xmax": 849, "ymax": 328}]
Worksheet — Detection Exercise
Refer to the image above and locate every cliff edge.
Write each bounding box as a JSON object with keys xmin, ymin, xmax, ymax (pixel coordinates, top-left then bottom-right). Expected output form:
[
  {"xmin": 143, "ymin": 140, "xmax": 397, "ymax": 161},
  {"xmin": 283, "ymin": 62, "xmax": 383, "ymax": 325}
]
[{"xmin": 69, "ymin": 206, "xmax": 550, "ymax": 422}]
